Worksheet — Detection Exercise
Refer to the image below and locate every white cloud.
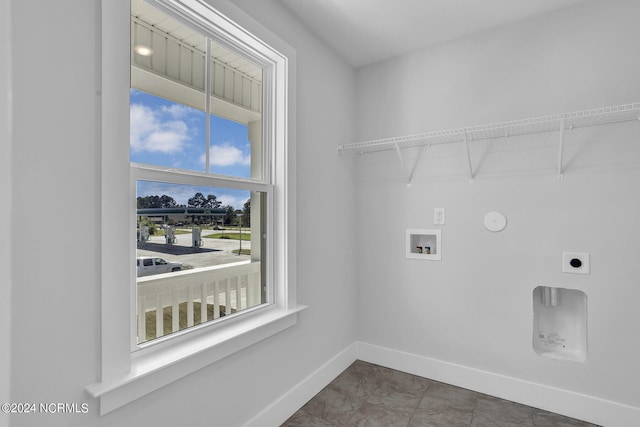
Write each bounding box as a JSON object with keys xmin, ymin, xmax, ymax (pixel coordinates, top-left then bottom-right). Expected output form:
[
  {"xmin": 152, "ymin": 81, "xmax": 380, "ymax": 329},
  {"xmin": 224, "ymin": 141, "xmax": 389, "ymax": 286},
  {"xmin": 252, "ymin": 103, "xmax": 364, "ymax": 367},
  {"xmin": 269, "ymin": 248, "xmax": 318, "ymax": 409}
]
[
  {"xmin": 130, "ymin": 103, "xmax": 190, "ymax": 153},
  {"xmin": 204, "ymin": 143, "xmax": 251, "ymax": 167},
  {"xmin": 161, "ymin": 104, "xmax": 193, "ymax": 119},
  {"xmin": 217, "ymin": 193, "xmax": 250, "ymax": 209}
]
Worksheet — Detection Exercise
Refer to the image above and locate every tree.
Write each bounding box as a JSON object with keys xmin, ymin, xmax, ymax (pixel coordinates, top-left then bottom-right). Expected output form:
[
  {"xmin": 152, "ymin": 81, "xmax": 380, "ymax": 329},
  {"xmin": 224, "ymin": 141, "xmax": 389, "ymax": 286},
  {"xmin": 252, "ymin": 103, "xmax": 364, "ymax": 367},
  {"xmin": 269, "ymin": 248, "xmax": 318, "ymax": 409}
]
[
  {"xmin": 188, "ymin": 192, "xmax": 222, "ymax": 208},
  {"xmin": 160, "ymin": 195, "xmax": 180, "ymax": 208},
  {"xmin": 137, "ymin": 194, "xmax": 181, "ymax": 209},
  {"xmin": 242, "ymin": 199, "xmax": 251, "ymax": 227},
  {"xmin": 223, "ymin": 205, "xmax": 235, "ymax": 226},
  {"xmin": 188, "ymin": 192, "xmax": 222, "ymax": 225}
]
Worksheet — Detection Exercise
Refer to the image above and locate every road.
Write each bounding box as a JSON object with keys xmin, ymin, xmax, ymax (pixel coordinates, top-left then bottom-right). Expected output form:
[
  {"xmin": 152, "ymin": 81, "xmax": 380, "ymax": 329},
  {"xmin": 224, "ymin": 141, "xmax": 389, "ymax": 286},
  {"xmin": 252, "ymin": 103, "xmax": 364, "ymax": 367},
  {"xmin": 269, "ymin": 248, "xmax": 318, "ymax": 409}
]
[{"xmin": 137, "ymin": 229, "xmax": 252, "ymax": 269}]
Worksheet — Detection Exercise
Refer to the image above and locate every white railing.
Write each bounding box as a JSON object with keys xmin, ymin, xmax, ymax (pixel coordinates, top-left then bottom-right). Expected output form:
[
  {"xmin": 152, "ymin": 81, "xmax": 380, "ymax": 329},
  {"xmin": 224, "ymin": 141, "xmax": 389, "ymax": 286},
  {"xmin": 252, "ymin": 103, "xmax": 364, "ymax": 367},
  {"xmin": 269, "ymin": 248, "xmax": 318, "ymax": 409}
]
[{"xmin": 137, "ymin": 261, "xmax": 262, "ymax": 343}]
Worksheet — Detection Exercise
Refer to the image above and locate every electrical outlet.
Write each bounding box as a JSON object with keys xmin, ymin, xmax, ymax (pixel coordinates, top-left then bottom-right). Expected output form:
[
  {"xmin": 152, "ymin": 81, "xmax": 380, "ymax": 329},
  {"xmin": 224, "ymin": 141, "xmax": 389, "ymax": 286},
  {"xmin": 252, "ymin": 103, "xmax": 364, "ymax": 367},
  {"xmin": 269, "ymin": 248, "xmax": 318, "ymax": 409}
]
[
  {"xmin": 434, "ymin": 208, "xmax": 445, "ymax": 225},
  {"xmin": 562, "ymin": 252, "xmax": 590, "ymax": 274}
]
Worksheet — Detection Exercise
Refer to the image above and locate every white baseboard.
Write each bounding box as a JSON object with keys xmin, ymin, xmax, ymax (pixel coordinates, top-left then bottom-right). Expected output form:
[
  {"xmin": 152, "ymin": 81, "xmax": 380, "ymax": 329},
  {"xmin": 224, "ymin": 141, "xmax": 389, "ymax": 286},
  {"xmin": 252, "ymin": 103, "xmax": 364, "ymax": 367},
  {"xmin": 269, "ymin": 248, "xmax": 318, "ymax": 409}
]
[
  {"xmin": 356, "ymin": 341, "xmax": 640, "ymax": 427},
  {"xmin": 243, "ymin": 343, "xmax": 358, "ymax": 427},
  {"xmin": 245, "ymin": 340, "xmax": 640, "ymax": 426}
]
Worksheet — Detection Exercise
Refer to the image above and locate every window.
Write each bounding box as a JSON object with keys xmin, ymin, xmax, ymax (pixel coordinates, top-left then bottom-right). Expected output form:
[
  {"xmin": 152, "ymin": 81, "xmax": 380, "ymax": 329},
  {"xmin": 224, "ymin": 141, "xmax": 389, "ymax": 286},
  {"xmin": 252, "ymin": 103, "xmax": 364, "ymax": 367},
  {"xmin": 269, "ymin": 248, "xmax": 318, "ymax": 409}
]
[
  {"xmin": 88, "ymin": 0, "xmax": 302, "ymax": 414},
  {"xmin": 130, "ymin": 0, "xmax": 268, "ymax": 346}
]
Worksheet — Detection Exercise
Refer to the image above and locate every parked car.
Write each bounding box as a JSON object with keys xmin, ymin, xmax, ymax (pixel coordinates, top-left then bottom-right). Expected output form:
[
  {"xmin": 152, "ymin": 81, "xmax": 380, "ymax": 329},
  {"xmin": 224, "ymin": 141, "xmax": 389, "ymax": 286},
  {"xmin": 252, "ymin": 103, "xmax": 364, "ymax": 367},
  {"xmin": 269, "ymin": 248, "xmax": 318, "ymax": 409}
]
[{"xmin": 136, "ymin": 256, "xmax": 183, "ymax": 277}]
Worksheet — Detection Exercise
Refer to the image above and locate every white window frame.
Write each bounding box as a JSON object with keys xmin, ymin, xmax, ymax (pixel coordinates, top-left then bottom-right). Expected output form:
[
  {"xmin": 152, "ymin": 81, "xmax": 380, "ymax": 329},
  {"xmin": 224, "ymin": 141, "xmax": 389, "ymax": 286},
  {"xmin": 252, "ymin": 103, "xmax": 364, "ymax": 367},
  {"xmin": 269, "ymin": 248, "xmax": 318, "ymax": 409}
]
[{"xmin": 87, "ymin": 0, "xmax": 303, "ymax": 415}]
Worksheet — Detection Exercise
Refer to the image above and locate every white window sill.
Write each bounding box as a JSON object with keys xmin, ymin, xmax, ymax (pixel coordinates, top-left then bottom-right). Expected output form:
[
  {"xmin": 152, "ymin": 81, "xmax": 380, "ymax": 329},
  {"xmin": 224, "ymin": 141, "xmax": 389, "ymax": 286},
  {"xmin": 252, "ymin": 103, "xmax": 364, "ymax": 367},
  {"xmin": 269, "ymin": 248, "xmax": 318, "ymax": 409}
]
[{"xmin": 86, "ymin": 305, "xmax": 306, "ymax": 415}]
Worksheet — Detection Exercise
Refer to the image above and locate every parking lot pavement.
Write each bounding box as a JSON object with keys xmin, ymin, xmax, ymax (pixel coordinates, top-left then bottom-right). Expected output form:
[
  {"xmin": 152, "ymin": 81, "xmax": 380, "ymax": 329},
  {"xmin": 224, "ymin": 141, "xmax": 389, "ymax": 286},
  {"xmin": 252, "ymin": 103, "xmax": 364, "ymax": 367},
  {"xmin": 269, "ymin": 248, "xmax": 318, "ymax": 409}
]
[{"xmin": 137, "ymin": 231, "xmax": 251, "ymax": 269}]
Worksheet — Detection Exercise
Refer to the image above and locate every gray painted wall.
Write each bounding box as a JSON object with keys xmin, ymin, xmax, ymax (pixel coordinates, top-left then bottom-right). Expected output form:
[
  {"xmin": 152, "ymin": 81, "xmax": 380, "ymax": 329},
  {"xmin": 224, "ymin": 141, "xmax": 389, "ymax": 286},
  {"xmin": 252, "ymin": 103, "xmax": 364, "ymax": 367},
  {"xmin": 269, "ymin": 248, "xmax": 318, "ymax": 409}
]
[
  {"xmin": 6, "ymin": 0, "xmax": 640, "ymax": 425},
  {"xmin": 355, "ymin": 0, "xmax": 640, "ymax": 412},
  {"xmin": 7, "ymin": 0, "xmax": 356, "ymax": 425}
]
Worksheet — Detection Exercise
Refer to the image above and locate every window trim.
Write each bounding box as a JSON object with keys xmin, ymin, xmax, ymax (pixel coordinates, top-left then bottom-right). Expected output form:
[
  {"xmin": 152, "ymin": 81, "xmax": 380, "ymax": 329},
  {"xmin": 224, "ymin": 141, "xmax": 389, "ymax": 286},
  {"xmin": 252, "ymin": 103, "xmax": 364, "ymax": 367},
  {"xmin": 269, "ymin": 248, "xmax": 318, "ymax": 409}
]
[{"xmin": 86, "ymin": 0, "xmax": 303, "ymax": 415}]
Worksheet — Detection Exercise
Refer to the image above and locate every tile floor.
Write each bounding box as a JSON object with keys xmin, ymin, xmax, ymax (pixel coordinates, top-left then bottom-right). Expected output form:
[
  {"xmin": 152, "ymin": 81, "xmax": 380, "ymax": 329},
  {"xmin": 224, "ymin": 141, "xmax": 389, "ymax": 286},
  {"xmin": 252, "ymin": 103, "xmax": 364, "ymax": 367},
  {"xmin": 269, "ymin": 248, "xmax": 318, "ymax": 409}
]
[{"xmin": 281, "ymin": 360, "xmax": 600, "ymax": 427}]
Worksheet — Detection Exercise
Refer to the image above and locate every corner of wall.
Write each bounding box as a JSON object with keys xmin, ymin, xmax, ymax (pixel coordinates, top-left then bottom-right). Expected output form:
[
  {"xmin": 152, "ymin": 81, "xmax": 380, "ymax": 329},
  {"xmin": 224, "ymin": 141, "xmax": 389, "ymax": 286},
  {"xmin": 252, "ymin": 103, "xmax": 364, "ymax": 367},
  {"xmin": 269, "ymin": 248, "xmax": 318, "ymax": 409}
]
[{"xmin": 243, "ymin": 343, "xmax": 358, "ymax": 427}]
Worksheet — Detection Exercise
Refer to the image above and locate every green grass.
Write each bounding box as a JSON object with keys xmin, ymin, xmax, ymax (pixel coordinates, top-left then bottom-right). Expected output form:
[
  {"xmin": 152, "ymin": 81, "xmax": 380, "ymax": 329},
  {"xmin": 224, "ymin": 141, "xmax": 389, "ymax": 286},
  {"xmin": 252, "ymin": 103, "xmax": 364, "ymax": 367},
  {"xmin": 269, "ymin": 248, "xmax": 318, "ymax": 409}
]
[
  {"xmin": 232, "ymin": 249, "xmax": 251, "ymax": 255},
  {"xmin": 142, "ymin": 302, "xmax": 235, "ymax": 342},
  {"xmin": 203, "ymin": 233, "xmax": 251, "ymax": 241},
  {"xmin": 149, "ymin": 229, "xmax": 191, "ymax": 237}
]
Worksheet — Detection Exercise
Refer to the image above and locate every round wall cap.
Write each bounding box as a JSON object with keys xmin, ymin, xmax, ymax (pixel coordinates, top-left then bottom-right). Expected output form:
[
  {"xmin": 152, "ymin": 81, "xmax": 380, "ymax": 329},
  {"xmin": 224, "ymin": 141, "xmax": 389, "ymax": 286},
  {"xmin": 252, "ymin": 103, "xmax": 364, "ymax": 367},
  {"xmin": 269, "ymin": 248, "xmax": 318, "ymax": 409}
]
[{"xmin": 484, "ymin": 211, "xmax": 507, "ymax": 232}]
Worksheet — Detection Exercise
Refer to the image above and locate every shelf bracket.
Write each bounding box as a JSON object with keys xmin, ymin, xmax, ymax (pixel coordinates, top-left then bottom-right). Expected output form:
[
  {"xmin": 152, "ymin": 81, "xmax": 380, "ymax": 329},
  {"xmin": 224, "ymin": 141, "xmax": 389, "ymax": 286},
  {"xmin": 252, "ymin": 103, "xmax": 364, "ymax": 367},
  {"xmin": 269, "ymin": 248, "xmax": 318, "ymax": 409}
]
[
  {"xmin": 464, "ymin": 132, "xmax": 475, "ymax": 183},
  {"xmin": 393, "ymin": 141, "xmax": 410, "ymax": 186},
  {"xmin": 557, "ymin": 118, "xmax": 566, "ymax": 180},
  {"xmin": 409, "ymin": 144, "xmax": 427, "ymax": 185},
  {"xmin": 394, "ymin": 141, "xmax": 427, "ymax": 187}
]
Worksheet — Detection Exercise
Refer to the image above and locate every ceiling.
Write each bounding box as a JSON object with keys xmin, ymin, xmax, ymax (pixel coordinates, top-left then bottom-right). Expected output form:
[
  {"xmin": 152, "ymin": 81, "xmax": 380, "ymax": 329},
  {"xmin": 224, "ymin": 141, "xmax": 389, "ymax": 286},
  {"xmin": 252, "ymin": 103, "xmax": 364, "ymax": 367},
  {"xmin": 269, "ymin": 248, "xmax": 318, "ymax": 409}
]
[
  {"xmin": 132, "ymin": 0, "xmax": 262, "ymax": 81},
  {"xmin": 277, "ymin": 0, "xmax": 586, "ymax": 68}
]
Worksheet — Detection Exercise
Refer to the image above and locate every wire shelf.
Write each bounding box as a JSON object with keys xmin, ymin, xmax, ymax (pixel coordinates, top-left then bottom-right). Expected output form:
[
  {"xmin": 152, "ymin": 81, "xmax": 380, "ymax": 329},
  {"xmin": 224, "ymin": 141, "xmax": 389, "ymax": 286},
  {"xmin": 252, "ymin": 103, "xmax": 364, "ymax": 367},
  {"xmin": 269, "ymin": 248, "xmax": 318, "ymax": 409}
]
[{"xmin": 338, "ymin": 102, "xmax": 640, "ymax": 155}]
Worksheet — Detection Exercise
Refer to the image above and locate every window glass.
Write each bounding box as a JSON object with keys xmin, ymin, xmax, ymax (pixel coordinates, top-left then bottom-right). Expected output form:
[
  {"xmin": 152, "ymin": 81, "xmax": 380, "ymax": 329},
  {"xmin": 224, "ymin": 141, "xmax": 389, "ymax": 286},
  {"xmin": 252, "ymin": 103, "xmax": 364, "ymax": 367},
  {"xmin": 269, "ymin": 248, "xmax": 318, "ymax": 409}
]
[
  {"xmin": 130, "ymin": 90, "xmax": 207, "ymax": 171},
  {"xmin": 135, "ymin": 180, "xmax": 265, "ymax": 344},
  {"xmin": 209, "ymin": 116, "xmax": 253, "ymax": 178},
  {"xmin": 131, "ymin": 0, "xmax": 263, "ymax": 180},
  {"xmin": 208, "ymin": 41, "xmax": 262, "ymax": 179},
  {"xmin": 131, "ymin": 0, "xmax": 268, "ymax": 345}
]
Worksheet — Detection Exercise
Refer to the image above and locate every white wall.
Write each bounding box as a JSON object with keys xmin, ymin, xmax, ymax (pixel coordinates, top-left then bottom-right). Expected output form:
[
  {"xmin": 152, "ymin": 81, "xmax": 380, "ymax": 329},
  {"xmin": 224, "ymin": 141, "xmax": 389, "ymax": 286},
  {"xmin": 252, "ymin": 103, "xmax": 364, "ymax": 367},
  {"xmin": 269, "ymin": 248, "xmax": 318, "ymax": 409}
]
[
  {"xmin": 354, "ymin": 0, "xmax": 640, "ymax": 424},
  {"xmin": 1, "ymin": 0, "xmax": 12, "ymax": 424},
  {"xmin": 7, "ymin": 0, "xmax": 356, "ymax": 426},
  {"xmin": 9, "ymin": 0, "xmax": 640, "ymax": 425}
]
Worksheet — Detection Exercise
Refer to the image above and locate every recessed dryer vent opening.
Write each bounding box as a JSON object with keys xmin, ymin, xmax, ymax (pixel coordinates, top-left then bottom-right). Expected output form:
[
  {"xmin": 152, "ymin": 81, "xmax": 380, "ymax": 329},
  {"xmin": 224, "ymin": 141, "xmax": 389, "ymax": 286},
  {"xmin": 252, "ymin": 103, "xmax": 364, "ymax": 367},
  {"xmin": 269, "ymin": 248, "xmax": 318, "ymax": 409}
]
[{"xmin": 533, "ymin": 286, "xmax": 587, "ymax": 363}]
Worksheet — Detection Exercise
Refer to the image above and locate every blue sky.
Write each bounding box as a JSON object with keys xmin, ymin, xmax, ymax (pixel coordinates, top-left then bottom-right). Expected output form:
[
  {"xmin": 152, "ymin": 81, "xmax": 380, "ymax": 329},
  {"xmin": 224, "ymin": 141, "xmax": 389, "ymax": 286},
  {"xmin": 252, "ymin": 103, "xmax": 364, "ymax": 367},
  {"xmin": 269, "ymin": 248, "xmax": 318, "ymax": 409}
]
[{"xmin": 131, "ymin": 89, "xmax": 253, "ymax": 210}]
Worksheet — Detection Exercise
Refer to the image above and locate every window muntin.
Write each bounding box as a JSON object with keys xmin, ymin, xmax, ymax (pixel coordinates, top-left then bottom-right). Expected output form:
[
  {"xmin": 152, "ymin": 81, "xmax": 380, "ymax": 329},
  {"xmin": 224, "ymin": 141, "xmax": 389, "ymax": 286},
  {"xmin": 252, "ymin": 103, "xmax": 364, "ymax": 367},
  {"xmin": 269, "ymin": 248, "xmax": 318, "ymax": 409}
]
[{"xmin": 131, "ymin": 0, "xmax": 269, "ymax": 347}]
